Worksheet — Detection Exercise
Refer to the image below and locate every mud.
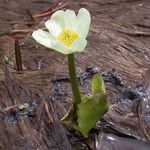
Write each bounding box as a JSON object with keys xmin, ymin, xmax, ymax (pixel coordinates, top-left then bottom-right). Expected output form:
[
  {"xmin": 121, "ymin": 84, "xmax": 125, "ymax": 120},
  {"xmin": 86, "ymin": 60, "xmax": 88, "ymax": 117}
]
[{"xmin": 0, "ymin": 0, "xmax": 150, "ymax": 149}]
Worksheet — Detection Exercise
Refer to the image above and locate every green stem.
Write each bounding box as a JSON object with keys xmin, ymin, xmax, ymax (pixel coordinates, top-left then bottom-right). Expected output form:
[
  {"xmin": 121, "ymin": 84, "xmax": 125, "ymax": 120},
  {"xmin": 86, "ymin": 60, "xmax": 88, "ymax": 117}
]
[{"xmin": 68, "ymin": 53, "xmax": 81, "ymax": 110}]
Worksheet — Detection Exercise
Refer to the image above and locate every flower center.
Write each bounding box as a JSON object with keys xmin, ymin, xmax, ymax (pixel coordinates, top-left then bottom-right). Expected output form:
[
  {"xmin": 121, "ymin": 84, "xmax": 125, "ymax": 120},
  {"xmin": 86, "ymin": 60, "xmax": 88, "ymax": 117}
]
[{"xmin": 57, "ymin": 29, "xmax": 79, "ymax": 47}]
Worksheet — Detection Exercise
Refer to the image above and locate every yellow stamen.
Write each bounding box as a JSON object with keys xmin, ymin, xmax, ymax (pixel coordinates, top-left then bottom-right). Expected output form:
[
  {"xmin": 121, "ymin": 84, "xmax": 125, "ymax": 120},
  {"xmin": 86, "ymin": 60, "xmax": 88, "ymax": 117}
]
[{"xmin": 57, "ymin": 29, "xmax": 79, "ymax": 47}]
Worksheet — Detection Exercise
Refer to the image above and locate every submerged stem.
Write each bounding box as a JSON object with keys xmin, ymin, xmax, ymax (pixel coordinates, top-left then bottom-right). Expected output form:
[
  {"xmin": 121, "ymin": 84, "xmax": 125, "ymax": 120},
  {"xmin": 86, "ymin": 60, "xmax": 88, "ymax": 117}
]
[{"xmin": 68, "ymin": 53, "xmax": 81, "ymax": 110}]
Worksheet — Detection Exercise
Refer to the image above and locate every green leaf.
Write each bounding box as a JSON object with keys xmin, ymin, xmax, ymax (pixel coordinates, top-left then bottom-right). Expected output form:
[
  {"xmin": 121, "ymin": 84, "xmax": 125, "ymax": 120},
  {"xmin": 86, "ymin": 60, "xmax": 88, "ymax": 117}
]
[
  {"xmin": 77, "ymin": 93, "xmax": 109, "ymax": 136},
  {"xmin": 91, "ymin": 74, "xmax": 106, "ymax": 94},
  {"xmin": 61, "ymin": 103, "xmax": 78, "ymax": 130},
  {"xmin": 81, "ymin": 95, "xmax": 90, "ymax": 104}
]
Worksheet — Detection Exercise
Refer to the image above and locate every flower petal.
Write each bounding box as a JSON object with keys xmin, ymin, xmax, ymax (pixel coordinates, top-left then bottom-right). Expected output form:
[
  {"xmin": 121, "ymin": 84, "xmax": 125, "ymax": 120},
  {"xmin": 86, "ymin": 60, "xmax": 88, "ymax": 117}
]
[
  {"xmin": 33, "ymin": 29, "xmax": 53, "ymax": 38},
  {"xmin": 32, "ymin": 29, "xmax": 72, "ymax": 55},
  {"xmin": 77, "ymin": 8, "xmax": 91, "ymax": 38},
  {"xmin": 70, "ymin": 37, "xmax": 87, "ymax": 53},
  {"xmin": 64, "ymin": 9, "xmax": 77, "ymax": 31},
  {"xmin": 32, "ymin": 29, "xmax": 53, "ymax": 48},
  {"xmin": 45, "ymin": 20, "xmax": 62, "ymax": 37},
  {"xmin": 50, "ymin": 41, "xmax": 72, "ymax": 55},
  {"xmin": 51, "ymin": 10, "xmax": 65, "ymax": 29}
]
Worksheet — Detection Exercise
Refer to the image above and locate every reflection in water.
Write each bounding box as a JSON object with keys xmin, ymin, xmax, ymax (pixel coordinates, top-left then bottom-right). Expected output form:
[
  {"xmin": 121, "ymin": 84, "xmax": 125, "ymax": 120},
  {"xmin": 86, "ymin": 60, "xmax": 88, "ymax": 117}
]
[
  {"xmin": 96, "ymin": 133, "xmax": 150, "ymax": 150},
  {"xmin": 103, "ymin": 69, "xmax": 150, "ymax": 141}
]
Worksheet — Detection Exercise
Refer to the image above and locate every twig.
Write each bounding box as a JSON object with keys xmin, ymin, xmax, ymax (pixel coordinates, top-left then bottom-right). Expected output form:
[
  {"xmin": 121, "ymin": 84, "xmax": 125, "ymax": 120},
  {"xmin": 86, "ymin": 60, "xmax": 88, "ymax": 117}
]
[
  {"xmin": 15, "ymin": 39, "xmax": 23, "ymax": 71},
  {"xmin": 2, "ymin": 103, "xmax": 29, "ymax": 112},
  {"xmin": 33, "ymin": 0, "xmax": 69, "ymax": 18},
  {"xmin": 26, "ymin": 9, "xmax": 36, "ymax": 22},
  {"xmin": 3, "ymin": 104, "xmax": 18, "ymax": 112},
  {"xmin": 10, "ymin": 35, "xmax": 24, "ymax": 40},
  {"xmin": 0, "ymin": 29, "xmax": 32, "ymax": 36},
  {"xmin": 44, "ymin": 101, "xmax": 53, "ymax": 123}
]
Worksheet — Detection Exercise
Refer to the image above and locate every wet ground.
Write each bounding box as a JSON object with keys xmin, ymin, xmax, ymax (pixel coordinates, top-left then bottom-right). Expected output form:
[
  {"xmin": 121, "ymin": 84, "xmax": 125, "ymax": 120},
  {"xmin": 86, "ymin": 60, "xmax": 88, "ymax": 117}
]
[{"xmin": 0, "ymin": 0, "xmax": 150, "ymax": 149}]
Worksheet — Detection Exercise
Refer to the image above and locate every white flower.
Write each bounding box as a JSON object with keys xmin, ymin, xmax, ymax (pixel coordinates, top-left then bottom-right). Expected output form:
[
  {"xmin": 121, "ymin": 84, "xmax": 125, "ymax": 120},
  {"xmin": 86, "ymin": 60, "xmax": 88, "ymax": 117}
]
[{"xmin": 32, "ymin": 8, "xmax": 91, "ymax": 55}]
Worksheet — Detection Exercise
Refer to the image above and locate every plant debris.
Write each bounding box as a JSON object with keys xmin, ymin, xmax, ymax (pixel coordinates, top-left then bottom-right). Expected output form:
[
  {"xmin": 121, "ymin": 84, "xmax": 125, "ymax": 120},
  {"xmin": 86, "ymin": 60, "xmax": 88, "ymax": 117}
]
[{"xmin": 0, "ymin": 0, "xmax": 150, "ymax": 149}]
